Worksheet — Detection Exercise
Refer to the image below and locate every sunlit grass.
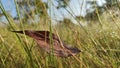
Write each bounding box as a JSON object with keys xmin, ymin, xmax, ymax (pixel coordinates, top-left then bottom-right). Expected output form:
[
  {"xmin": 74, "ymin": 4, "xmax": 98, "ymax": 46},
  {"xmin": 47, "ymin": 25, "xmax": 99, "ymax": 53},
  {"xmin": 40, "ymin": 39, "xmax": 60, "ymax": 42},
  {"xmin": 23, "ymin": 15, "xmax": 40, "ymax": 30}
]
[
  {"xmin": 0, "ymin": 20, "xmax": 120, "ymax": 68},
  {"xmin": 0, "ymin": 0, "xmax": 120, "ymax": 68}
]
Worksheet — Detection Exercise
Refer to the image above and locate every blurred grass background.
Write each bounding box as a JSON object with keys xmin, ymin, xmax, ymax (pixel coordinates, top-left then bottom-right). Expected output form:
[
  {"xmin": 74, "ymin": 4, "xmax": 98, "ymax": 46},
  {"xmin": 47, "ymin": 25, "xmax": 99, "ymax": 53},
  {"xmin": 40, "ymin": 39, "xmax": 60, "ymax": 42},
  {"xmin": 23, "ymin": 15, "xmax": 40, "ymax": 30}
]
[{"xmin": 0, "ymin": 0, "xmax": 120, "ymax": 68}]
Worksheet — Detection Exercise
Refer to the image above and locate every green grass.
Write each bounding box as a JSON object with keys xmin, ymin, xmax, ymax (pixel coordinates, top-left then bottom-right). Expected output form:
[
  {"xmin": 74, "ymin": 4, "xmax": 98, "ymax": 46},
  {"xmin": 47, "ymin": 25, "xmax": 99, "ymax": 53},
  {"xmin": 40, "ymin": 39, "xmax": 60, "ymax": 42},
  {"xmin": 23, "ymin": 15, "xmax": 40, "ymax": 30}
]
[
  {"xmin": 0, "ymin": 1, "xmax": 120, "ymax": 68},
  {"xmin": 0, "ymin": 21, "xmax": 120, "ymax": 68}
]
